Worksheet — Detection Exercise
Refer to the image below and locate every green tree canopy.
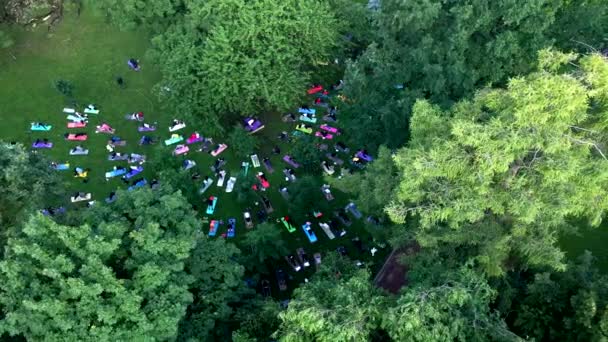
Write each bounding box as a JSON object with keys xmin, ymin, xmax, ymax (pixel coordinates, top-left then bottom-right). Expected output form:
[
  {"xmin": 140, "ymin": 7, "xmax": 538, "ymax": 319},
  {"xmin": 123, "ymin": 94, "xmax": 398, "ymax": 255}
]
[
  {"xmin": 178, "ymin": 237, "xmax": 247, "ymax": 341},
  {"xmin": 85, "ymin": 0, "xmax": 180, "ymax": 30},
  {"xmin": 382, "ymin": 264, "xmax": 515, "ymax": 341},
  {"xmin": 327, "ymin": 145, "xmax": 399, "ymax": 215},
  {"xmin": 507, "ymin": 251, "xmax": 608, "ymax": 341},
  {"xmin": 238, "ymin": 222, "xmax": 289, "ymax": 273},
  {"xmin": 287, "ymin": 176, "xmax": 329, "ymax": 222},
  {"xmin": 232, "ymin": 299, "xmax": 282, "ymax": 342},
  {"xmin": 147, "ymin": 0, "xmax": 340, "ymax": 133},
  {"xmin": 0, "ymin": 142, "xmax": 65, "ymax": 233},
  {"xmin": 289, "ymin": 136, "xmax": 324, "ymax": 175},
  {"xmin": 340, "ymin": 0, "xmax": 607, "ymax": 152},
  {"xmin": 275, "ymin": 261, "xmax": 382, "ymax": 342},
  {"xmin": 228, "ymin": 125, "xmax": 259, "ymax": 159},
  {"xmin": 0, "ymin": 186, "xmax": 198, "ymax": 341},
  {"xmin": 388, "ymin": 51, "xmax": 608, "ymax": 275}
]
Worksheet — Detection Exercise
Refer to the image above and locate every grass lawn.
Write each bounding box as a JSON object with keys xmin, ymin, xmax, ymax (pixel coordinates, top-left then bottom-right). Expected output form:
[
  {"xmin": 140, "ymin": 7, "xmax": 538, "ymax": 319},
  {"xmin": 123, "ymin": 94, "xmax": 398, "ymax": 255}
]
[{"xmin": 0, "ymin": 7, "xmax": 390, "ymax": 296}]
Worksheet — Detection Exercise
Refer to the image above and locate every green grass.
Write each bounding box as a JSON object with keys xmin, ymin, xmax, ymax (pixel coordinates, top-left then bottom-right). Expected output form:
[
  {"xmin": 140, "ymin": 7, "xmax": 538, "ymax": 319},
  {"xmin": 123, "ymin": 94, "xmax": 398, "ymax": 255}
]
[
  {"xmin": 0, "ymin": 8, "xmax": 162, "ymax": 199},
  {"xmin": 561, "ymin": 221, "xmax": 608, "ymax": 272},
  {"xmin": 0, "ymin": 7, "xmax": 389, "ymax": 297}
]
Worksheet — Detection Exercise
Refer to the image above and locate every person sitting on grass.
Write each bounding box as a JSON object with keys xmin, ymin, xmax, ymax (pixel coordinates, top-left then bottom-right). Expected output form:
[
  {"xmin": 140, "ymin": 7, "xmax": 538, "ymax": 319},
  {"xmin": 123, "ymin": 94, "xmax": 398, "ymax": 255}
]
[
  {"xmin": 128, "ymin": 58, "xmax": 141, "ymax": 71},
  {"xmin": 72, "ymin": 145, "xmax": 85, "ymax": 153}
]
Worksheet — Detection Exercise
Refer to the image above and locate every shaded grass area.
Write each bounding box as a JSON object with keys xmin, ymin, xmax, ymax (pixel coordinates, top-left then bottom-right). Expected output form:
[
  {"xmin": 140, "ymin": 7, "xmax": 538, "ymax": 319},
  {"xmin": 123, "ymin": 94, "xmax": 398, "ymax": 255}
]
[
  {"xmin": 0, "ymin": 8, "xmax": 390, "ymax": 297},
  {"xmin": 561, "ymin": 221, "xmax": 608, "ymax": 272}
]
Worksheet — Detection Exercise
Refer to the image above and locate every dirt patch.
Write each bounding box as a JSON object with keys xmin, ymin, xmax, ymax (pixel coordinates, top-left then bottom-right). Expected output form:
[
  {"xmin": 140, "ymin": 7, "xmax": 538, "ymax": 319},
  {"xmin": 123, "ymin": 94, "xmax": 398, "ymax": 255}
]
[{"xmin": 373, "ymin": 244, "xmax": 419, "ymax": 294}]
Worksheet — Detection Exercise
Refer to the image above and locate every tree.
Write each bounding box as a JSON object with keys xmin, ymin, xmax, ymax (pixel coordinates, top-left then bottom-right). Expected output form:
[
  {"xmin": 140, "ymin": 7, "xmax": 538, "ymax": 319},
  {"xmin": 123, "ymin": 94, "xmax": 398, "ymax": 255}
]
[
  {"xmin": 0, "ymin": 187, "xmax": 197, "ymax": 341},
  {"xmin": 0, "ymin": 142, "xmax": 65, "ymax": 235},
  {"xmin": 505, "ymin": 251, "xmax": 608, "ymax": 341},
  {"xmin": 289, "ymin": 136, "xmax": 324, "ymax": 175},
  {"xmin": 327, "ymin": 145, "xmax": 399, "ymax": 215},
  {"xmin": 235, "ymin": 174, "xmax": 257, "ymax": 205},
  {"xmin": 340, "ymin": 0, "xmax": 594, "ymax": 152},
  {"xmin": 238, "ymin": 222, "xmax": 289, "ymax": 273},
  {"xmin": 190, "ymin": 0, "xmax": 339, "ymax": 115},
  {"xmin": 143, "ymin": 145, "xmax": 209, "ymax": 208},
  {"xmin": 148, "ymin": 0, "xmax": 340, "ymax": 132},
  {"xmin": 178, "ymin": 237, "xmax": 248, "ymax": 341},
  {"xmin": 551, "ymin": 0, "xmax": 608, "ymax": 53},
  {"xmin": 326, "ymin": 145, "xmax": 402, "ymax": 243},
  {"xmin": 1, "ymin": 0, "xmax": 59, "ymax": 25},
  {"xmin": 287, "ymin": 176, "xmax": 329, "ymax": 222},
  {"xmin": 382, "ymin": 264, "xmax": 516, "ymax": 341},
  {"xmin": 388, "ymin": 51, "xmax": 608, "ymax": 275},
  {"xmin": 228, "ymin": 125, "xmax": 259, "ymax": 159},
  {"xmin": 232, "ymin": 299, "xmax": 282, "ymax": 342},
  {"xmin": 326, "ymin": 0, "xmax": 374, "ymax": 59},
  {"xmin": 275, "ymin": 265, "xmax": 382, "ymax": 341},
  {"xmin": 85, "ymin": 0, "xmax": 180, "ymax": 30}
]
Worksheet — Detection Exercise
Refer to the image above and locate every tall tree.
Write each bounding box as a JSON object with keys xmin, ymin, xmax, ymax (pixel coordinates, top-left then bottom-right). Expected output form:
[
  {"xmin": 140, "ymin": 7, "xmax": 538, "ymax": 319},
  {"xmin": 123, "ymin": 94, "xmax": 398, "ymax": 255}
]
[
  {"xmin": 275, "ymin": 256, "xmax": 382, "ymax": 341},
  {"xmin": 287, "ymin": 176, "xmax": 330, "ymax": 222},
  {"xmin": 326, "ymin": 145, "xmax": 402, "ymax": 243},
  {"xmin": 0, "ymin": 142, "xmax": 65, "ymax": 234},
  {"xmin": 0, "ymin": 186, "xmax": 198, "ymax": 341},
  {"xmin": 388, "ymin": 51, "xmax": 608, "ymax": 275},
  {"xmin": 289, "ymin": 136, "xmax": 324, "ymax": 175},
  {"xmin": 85, "ymin": 0, "xmax": 181, "ymax": 30},
  {"xmin": 506, "ymin": 251, "xmax": 608, "ymax": 341},
  {"xmin": 238, "ymin": 222, "xmax": 289, "ymax": 273},
  {"xmin": 228, "ymin": 125, "xmax": 259, "ymax": 159},
  {"xmin": 327, "ymin": 145, "xmax": 399, "ymax": 215},
  {"xmin": 148, "ymin": 0, "xmax": 340, "ymax": 133},
  {"xmin": 178, "ymin": 237, "xmax": 248, "ymax": 341},
  {"xmin": 232, "ymin": 299, "xmax": 282, "ymax": 342},
  {"xmin": 551, "ymin": 0, "xmax": 608, "ymax": 53},
  {"xmin": 340, "ymin": 0, "xmax": 602, "ymax": 152},
  {"xmin": 382, "ymin": 264, "xmax": 516, "ymax": 341}
]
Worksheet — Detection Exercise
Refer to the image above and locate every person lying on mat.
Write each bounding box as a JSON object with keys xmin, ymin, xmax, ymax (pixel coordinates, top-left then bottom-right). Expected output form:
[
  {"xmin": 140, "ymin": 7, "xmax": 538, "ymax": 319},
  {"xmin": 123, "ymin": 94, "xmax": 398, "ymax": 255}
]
[
  {"xmin": 140, "ymin": 136, "xmax": 153, "ymax": 144},
  {"xmin": 98, "ymin": 123, "xmax": 113, "ymax": 130},
  {"xmin": 131, "ymin": 111, "xmax": 144, "ymax": 120},
  {"xmin": 128, "ymin": 58, "xmax": 140, "ymax": 71}
]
